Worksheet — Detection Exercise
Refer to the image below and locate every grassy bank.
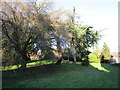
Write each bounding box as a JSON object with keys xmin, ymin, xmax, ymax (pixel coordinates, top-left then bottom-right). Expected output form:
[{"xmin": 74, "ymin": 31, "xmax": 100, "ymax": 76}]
[{"xmin": 2, "ymin": 62, "xmax": 119, "ymax": 88}]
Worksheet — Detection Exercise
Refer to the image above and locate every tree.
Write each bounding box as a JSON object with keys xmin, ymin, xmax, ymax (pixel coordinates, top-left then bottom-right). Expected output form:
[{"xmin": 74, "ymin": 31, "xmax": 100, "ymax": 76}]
[
  {"xmin": 49, "ymin": 9, "xmax": 73, "ymax": 64},
  {"xmin": 68, "ymin": 24, "xmax": 101, "ymax": 61},
  {"xmin": 63, "ymin": 48, "xmax": 72, "ymax": 61},
  {"xmin": 1, "ymin": 1, "xmax": 102, "ymax": 68},
  {"xmin": 102, "ymin": 42, "xmax": 110, "ymax": 59},
  {"xmin": 1, "ymin": 1, "xmax": 54, "ymax": 69},
  {"xmin": 51, "ymin": 7, "xmax": 102, "ymax": 64},
  {"xmin": 93, "ymin": 45, "xmax": 101, "ymax": 58}
]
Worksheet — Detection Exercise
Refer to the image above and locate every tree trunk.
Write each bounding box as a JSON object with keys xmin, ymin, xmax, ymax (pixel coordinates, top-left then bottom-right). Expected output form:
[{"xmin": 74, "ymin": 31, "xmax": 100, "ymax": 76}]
[
  {"xmin": 68, "ymin": 55, "xmax": 69, "ymax": 61},
  {"xmin": 55, "ymin": 35, "xmax": 62, "ymax": 65},
  {"xmin": 20, "ymin": 62, "xmax": 27, "ymax": 70},
  {"xmin": 19, "ymin": 53, "xmax": 30, "ymax": 70},
  {"xmin": 56, "ymin": 58, "xmax": 62, "ymax": 65},
  {"xmin": 73, "ymin": 54, "xmax": 76, "ymax": 62},
  {"xmin": 56, "ymin": 52, "xmax": 62, "ymax": 65}
]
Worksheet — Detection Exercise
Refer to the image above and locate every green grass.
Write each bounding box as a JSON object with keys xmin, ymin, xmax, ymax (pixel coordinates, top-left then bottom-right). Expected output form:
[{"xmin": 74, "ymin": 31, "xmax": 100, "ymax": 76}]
[
  {"xmin": 2, "ymin": 61, "xmax": 119, "ymax": 88},
  {"xmin": 1, "ymin": 60, "xmax": 54, "ymax": 71},
  {"xmin": 90, "ymin": 63, "xmax": 110, "ymax": 72}
]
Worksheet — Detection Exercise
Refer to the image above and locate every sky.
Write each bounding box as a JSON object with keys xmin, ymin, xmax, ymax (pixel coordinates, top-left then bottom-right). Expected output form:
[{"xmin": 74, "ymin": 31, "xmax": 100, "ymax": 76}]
[
  {"xmin": 52, "ymin": 0, "xmax": 119, "ymax": 53},
  {"xmin": 37, "ymin": 0, "xmax": 119, "ymax": 52},
  {"xmin": 3, "ymin": 0, "xmax": 118, "ymax": 52}
]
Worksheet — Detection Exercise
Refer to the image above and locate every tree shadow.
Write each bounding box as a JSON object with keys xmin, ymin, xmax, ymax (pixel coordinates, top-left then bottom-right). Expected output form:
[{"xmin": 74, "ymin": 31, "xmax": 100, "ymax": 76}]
[
  {"xmin": 3, "ymin": 62, "xmax": 117, "ymax": 88},
  {"xmin": 2, "ymin": 63, "xmax": 63, "ymax": 87}
]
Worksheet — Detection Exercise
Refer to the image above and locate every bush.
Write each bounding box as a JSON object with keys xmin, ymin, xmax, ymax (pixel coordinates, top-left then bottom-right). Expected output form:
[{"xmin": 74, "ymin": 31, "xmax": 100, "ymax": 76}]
[
  {"xmin": 81, "ymin": 59, "xmax": 89, "ymax": 66},
  {"xmin": 88, "ymin": 53, "xmax": 101, "ymax": 63}
]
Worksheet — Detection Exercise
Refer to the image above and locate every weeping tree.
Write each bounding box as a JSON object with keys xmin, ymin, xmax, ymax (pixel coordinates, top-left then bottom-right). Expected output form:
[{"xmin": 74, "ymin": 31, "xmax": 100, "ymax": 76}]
[
  {"xmin": 1, "ymin": 1, "xmax": 54, "ymax": 69},
  {"xmin": 1, "ymin": 2, "xmax": 37, "ymax": 69},
  {"xmin": 2, "ymin": 37, "xmax": 22, "ymax": 67}
]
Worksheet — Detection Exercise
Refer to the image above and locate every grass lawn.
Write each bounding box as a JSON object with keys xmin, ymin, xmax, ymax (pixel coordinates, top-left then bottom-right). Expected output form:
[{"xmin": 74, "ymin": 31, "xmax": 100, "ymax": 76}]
[{"xmin": 2, "ymin": 61, "xmax": 119, "ymax": 88}]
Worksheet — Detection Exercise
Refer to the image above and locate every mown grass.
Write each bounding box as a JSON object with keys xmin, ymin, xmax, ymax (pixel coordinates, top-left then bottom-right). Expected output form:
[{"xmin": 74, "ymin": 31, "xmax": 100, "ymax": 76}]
[
  {"xmin": 1, "ymin": 60, "xmax": 54, "ymax": 71},
  {"xmin": 2, "ymin": 61, "xmax": 119, "ymax": 88}
]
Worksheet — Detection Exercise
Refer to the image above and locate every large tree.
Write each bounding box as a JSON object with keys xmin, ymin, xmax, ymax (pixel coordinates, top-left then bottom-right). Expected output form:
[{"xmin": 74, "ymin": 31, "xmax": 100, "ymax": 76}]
[
  {"xmin": 1, "ymin": 0, "xmax": 102, "ymax": 68},
  {"xmin": 68, "ymin": 25, "xmax": 101, "ymax": 61},
  {"xmin": 1, "ymin": 1, "xmax": 54, "ymax": 69}
]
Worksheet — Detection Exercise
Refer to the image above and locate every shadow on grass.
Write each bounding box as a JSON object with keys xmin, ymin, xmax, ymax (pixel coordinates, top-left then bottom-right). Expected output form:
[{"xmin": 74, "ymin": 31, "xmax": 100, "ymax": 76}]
[
  {"xmin": 2, "ymin": 63, "xmax": 62, "ymax": 87},
  {"xmin": 2, "ymin": 63, "xmax": 84, "ymax": 79},
  {"xmin": 2, "ymin": 63, "xmax": 79, "ymax": 82},
  {"xmin": 2, "ymin": 62, "xmax": 110, "ymax": 82},
  {"xmin": 2, "ymin": 62, "xmax": 118, "ymax": 88}
]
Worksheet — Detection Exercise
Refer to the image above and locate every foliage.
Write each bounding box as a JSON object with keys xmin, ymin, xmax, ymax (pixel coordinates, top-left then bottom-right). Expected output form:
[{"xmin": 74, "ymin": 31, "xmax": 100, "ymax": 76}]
[
  {"xmin": 88, "ymin": 53, "xmax": 101, "ymax": 63},
  {"xmin": 1, "ymin": 1, "xmax": 54, "ymax": 68},
  {"xmin": 1, "ymin": 0, "xmax": 102, "ymax": 68},
  {"xmin": 69, "ymin": 25, "xmax": 101, "ymax": 60},
  {"xmin": 92, "ymin": 45, "xmax": 101, "ymax": 58},
  {"xmin": 102, "ymin": 42, "xmax": 110, "ymax": 59}
]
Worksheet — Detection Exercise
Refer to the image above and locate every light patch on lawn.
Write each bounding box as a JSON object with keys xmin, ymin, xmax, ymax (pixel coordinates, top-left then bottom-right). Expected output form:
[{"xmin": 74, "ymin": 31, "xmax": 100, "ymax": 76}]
[
  {"xmin": 90, "ymin": 63, "xmax": 110, "ymax": 72},
  {"xmin": 1, "ymin": 60, "xmax": 53, "ymax": 71}
]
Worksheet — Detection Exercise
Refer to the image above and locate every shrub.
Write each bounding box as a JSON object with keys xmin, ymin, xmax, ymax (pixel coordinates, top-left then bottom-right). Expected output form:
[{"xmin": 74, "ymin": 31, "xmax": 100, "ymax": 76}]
[
  {"xmin": 88, "ymin": 53, "xmax": 101, "ymax": 63},
  {"xmin": 81, "ymin": 59, "xmax": 89, "ymax": 66}
]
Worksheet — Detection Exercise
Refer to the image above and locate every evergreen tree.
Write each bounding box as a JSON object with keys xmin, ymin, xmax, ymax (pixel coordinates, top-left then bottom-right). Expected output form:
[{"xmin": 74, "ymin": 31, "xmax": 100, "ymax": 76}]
[{"xmin": 102, "ymin": 42, "xmax": 110, "ymax": 59}]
